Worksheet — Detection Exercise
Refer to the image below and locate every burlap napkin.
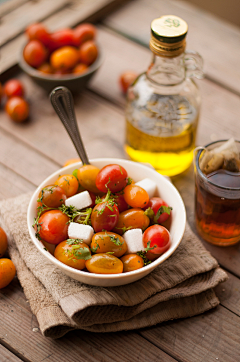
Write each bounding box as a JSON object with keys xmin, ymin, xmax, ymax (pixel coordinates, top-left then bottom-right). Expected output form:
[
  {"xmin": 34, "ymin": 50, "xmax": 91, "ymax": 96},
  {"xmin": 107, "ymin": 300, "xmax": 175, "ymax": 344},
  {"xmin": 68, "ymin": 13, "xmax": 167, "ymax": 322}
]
[{"xmin": 0, "ymin": 193, "xmax": 228, "ymax": 339}]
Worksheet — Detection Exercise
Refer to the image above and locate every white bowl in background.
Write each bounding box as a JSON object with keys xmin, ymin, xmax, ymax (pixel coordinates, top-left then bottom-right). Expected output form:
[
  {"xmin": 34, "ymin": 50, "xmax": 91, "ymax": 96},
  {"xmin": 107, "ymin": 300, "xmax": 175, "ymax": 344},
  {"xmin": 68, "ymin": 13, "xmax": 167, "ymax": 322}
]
[{"xmin": 27, "ymin": 158, "xmax": 186, "ymax": 287}]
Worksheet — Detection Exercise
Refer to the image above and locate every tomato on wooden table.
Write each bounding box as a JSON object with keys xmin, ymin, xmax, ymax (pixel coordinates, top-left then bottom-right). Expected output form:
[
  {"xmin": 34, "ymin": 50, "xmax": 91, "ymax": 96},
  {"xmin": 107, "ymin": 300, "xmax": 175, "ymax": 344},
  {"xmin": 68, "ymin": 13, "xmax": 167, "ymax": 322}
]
[
  {"xmin": 4, "ymin": 79, "xmax": 25, "ymax": 98},
  {"xmin": 143, "ymin": 225, "xmax": 171, "ymax": 255},
  {"xmin": 0, "ymin": 227, "xmax": 8, "ymax": 258},
  {"xmin": 0, "ymin": 259, "xmax": 16, "ymax": 289},
  {"xmin": 5, "ymin": 96, "xmax": 29, "ymax": 122},
  {"xmin": 96, "ymin": 164, "xmax": 128, "ymax": 193},
  {"xmin": 37, "ymin": 210, "xmax": 69, "ymax": 245},
  {"xmin": 119, "ymin": 71, "xmax": 137, "ymax": 94}
]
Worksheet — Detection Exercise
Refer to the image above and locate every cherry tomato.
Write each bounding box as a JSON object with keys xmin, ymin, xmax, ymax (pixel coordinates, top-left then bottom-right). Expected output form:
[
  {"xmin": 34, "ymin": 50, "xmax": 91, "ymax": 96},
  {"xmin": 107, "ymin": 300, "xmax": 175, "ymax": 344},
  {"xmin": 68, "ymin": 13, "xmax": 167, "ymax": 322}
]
[
  {"xmin": 77, "ymin": 165, "xmax": 100, "ymax": 194},
  {"xmin": 96, "ymin": 164, "xmax": 128, "ymax": 193},
  {"xmin": 91, "ymin": 232, "xmax": 127, "ymax": 257},
  {"xmin": 0, "ymin": 83, "xmax": 3, "ymax": 103},
  {"xmin": 5, "ymin": 97, "xmax": 29, "ymax": 122},
  {"xmin": 63, "ymin": 158, "xmax": 81, "ymax": 167},
  {"xmin": 50, "ymin": 28, "xmax": 77, "ymax": 49},
  {"xmin": 119, "ymin": 71, "xmax": 137, "ymax": 94},
  {"xmin": 120, "ymin": 254, "xmax": 144, "ymax": 272},
  {"xmin": 37, "ymin": 185, "xmax": 67, "ymax": 209},
  {"xmin": 23, "ymin": 40, "xmax": 47, "ymax": 68},
  {"xmin": 55, "ymin": 174, "xmax": 78, "ymax": 197},
  {"xmin": 79, "ymin": 40, "xmax": 98, "ymax": 65},
  {"xmin": 0, "ymin": 227, "xmax": 8, "ymax": 258},
  {"xmin": 145, "ymin": 197, "xmax": 172, "ymax": 224},
  {"xmin": 72, "ymin": 63, "xmax": 88, "ymax": 74},
  {"xmin": 4, "ymin": 79, "xmax": 24, "ymax": 98},
  {"xmin": 38, "ymin": 210, "xmax": 69, "ymax": 245},
  {"xmin": 113, "ymin": 208, "xmax": 150, "ymax": 235},
  {"xmin": 113, "ymin": 192, "xmax": 129, "ymax": 213},
  {"xmin": 123, "ymin": 184, "xmax": 149, "ymax": 209},
  {"xmin": 50, "ymin": 46, "xmax": 79, "ymax": 71},
  {"xmin": 26, "ymin": 23, "xmax": 51, "ymax": 47},
  {"xmin": 74, "ymin": 23, "xmax": 96, "ymax": 46},
  {"xmin": 143, "ymin": 225, "xmax": 171, "ymax": 255},
  {"xmin": 85, "ymin": 253, "xmax": 123, "ymax": 274},
  {"xmin": 91, "ymin": 202, "xmax": 119, "ymax": 232},
  {"xmin": 0, "ymin": 259, "xmax": 16, "ymax": 289},
  {"xmin": 37, "ymin": 62, "xmax": 53, "ymax": 74},
  {"xmin": 54, "ymin": 240, "xmax": 91, "ymax": 270}
]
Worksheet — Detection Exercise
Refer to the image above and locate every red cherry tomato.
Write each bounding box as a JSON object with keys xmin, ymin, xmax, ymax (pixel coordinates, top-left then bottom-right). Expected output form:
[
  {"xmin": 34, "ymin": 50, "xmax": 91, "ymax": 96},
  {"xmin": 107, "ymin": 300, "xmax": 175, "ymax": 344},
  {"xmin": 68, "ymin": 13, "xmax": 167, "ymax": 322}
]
[
  {"xmin": 119, "ymin": 71, "xmax": 137, "ymax": 94},
  {"xmin": 5, "ymin": 97, "xmax": 29, "ymax": 122},
  {"xmin": 146, "ymin": 197, "xmax": 172, "ymax": 224},
  {"xmin": 26, "ymin": 23, "xmax": 51, "ymax": 47},
  {"xmin": 143, "ymin": 225, "xmax": 171, "ymax": 255},
  {"xmin": 113, "ymin": 193, "xmax": 129, "ymax": 213},
  {"xmin": 91, "ymin": 202, "xmax": 119, "ymax": 232},
  {"xmin": 79, "ymin": 40, "xmax": 98, "ymax": 65},
  {"xmin": 4, "ymin": 79, "xmax": 25, "ymax": 98},
  {"xmin": 38, "ymin": 210, "xmax": 69, "ymax": 245},
  {"xmin": 50, "ymin": 28, "xmax": 77, "ymax": 50},
  {"xmin": 74, "ymin": 23, "xmax": 96, "ymax": 46},
  {"xmin": 96, "ymin": 164, "xmax": 128, "ymax": 193},
  {"xmin": 23, "ymin": 40, "xmax": 47, "ymax": 67}
]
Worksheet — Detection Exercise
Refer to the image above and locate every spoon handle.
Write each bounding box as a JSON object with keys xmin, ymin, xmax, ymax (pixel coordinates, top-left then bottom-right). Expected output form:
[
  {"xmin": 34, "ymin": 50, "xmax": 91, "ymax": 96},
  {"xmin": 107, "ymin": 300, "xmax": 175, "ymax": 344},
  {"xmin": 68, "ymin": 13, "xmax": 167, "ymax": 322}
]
[{"xmin": 50, "ymin": 86, "xmax": 90, "ymax": 165}]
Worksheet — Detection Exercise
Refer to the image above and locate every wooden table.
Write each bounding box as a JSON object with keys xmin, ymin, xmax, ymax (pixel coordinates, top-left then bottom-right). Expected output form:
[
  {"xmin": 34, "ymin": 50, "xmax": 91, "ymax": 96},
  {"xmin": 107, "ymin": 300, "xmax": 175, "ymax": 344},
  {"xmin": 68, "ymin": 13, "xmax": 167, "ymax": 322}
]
[{"xmin": 1, "ymin": 0, "xmax": 240, "ymax": 361}]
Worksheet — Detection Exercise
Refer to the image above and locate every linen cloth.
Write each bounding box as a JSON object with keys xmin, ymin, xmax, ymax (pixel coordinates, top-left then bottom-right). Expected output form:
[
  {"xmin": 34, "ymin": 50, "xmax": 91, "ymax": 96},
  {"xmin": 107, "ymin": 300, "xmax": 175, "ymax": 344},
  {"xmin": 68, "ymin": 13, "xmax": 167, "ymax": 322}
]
[{"xmin": 0, "ymin": 193, "xmax": 227, "ymax": 339}]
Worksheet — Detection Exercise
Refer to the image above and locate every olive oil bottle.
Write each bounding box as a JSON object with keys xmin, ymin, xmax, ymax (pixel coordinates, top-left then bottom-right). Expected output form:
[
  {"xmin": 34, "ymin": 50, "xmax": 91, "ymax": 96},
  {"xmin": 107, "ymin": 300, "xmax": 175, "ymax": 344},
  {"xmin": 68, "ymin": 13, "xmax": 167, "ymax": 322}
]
[{"xmin": 125, "ymin": 15, "xmax": 203, "ymax": 176}]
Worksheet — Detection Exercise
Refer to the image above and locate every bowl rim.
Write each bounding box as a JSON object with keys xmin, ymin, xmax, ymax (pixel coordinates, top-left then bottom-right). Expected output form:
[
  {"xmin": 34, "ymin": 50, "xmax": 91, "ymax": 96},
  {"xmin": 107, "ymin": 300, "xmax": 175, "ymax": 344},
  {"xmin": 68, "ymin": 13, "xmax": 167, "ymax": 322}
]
[
  {"xmin": 27, "ymin": 158, "xmax": 186, "ymax": 281},
  {"xmin": 19, "ymin": 43, "xmax": 103, "ymax": 81}
]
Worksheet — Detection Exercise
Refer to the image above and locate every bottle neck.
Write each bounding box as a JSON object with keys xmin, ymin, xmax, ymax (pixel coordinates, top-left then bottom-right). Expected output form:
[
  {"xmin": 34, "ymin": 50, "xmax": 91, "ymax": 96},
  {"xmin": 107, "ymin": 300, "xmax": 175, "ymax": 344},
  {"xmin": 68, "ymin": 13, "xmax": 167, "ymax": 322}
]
[{"xmin": 146, "ymin": 53, "xmax": 185, "ymax": 86}]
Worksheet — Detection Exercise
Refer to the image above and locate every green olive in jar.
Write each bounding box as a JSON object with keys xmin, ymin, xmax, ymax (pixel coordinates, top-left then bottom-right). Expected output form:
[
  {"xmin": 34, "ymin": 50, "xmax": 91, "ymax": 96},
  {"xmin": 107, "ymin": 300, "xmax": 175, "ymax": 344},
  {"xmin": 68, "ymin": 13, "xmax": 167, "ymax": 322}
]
[
  {"xmin": 91, "ymin": 232, "xmax": 127, "ymax": 257},
  {"xmin": 85, "ymin": 253, "xmax": 123, "ymax": 274}
]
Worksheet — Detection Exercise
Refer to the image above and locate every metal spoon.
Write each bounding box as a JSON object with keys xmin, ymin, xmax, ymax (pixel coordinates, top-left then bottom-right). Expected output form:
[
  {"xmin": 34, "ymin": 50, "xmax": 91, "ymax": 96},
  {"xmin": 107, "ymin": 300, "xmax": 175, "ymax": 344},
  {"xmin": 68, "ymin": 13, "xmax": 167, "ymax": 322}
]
[{"xmin": 50, "ymin": 86, "xmax": 90, "ymax": 165}]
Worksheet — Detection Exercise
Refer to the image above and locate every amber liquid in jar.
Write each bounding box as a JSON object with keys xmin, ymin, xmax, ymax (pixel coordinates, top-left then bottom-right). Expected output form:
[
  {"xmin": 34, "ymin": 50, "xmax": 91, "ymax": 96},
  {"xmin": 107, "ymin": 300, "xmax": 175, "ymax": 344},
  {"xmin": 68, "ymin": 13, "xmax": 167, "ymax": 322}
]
[
  {"xmin": 195, "ymin": 170, "xmax": 240, "ymax": 246},
  {"xmin": 125, "ymin": 90, "xmax": 198, "ymax": 176}
]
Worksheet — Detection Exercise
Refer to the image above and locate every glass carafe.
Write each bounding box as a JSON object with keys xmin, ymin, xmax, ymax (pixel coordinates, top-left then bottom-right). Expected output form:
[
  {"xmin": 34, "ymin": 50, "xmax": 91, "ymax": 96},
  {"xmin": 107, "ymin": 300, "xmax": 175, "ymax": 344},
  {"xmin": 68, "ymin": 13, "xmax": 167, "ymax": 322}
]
[{"xmin": 125, "ymin": 15, "xmax": 204, "ymax": 176}]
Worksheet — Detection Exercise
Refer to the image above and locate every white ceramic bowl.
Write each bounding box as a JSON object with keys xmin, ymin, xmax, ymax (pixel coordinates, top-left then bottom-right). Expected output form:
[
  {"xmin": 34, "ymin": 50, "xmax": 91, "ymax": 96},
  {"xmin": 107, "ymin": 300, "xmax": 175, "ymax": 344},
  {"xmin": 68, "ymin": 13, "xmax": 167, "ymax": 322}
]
[{"xmin": 27, "ymin": 158, "xmax": 186, "ymax": 287}]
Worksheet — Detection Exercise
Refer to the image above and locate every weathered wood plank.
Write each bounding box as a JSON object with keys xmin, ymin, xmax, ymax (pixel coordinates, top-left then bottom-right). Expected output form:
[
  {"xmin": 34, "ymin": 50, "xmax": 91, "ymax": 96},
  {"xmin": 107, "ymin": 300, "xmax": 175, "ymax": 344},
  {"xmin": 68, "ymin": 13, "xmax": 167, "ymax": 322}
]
[
  {"xmin": 0, "ymin": 0, "xmax": 28, "ymax": 17},
  {"xmin": 103, "ymin": 0, "xmax": 240, "ymax": 94},
  {"xmin": 0, "ymin": 344, "xmax": 22, "ymax": 362},
  {"xmin": 215, "ymin": 272, "xmax": 240, "ymax": 317},
  {"xmin": 0, "ymin": 0, "xmax": 129, "ymax": 74},
  {"xmin": 0, "ymin": 0, "xmax": 69, "ymax": 46},
  {"xmin": 140, "ymin": 306, "xmax": 240, "ymax": 362}
]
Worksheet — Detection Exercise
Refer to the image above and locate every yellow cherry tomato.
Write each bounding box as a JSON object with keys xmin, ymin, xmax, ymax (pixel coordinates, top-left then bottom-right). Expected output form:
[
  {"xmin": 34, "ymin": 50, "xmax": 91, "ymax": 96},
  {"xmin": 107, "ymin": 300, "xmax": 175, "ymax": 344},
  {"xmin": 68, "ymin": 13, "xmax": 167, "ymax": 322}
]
[
  {"xmin": 120, "ymin": 254, "xmax": 144, "ymax": 272},
  {"xmin": 63, "ymin": 158, "xmax": 81, "ymax": 167},
  {"xmin": 54, "ymin": 240, "xmax": 91, "ymax": 270},
  {"xmin": 77, "ymin": 165, "xmax": 100, "ymax": 193},
  {"xmin": 0, "ymin": 259, "xmax": 16, "ymax": 289},
  {"xmin": 91, "ymin": 232, "xmax": 127, "ymax": 257},
  {"xmin": 85, "ymin": 253, "xmax": 123, "ymax": 274},
  {"xmin": 123, "ymin": 184, "xmax": 149, "ymax": 208},
  {"xmin": 55, "ymin": 174, "xmax": 78, "ymax": 197},
  {"xmin": 113, "ymin": 208, "xmax": 150, "ymax": 235}
]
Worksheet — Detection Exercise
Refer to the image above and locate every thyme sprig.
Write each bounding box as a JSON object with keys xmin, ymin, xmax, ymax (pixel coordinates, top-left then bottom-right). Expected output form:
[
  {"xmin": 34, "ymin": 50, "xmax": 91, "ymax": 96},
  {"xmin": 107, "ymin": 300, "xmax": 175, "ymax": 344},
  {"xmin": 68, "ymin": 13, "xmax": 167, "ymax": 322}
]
[
  {"xmin": 59, "ymin": 204, "xmax": 92, "ymax": 225},
  {"xmin": 65, "ymin": 239, "xmax": 92, "ymax": 261}
]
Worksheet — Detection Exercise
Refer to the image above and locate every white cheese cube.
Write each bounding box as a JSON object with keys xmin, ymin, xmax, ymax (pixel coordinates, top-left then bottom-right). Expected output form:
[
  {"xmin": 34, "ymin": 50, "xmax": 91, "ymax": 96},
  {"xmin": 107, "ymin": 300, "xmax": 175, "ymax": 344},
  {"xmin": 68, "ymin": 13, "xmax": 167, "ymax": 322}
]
[
  {"xmin": 68, "ymin": 222, "xmax": 94, "ymax": 245},
  {"xmin": 65, "ymin": 191, "xmax": 92, "ymax": 210},
  {"xmin": 135, "ymin": 178, "xmax": 157, "ymax": 198},
  {"xmin": 123, "ymin": 229, "xmax": 144, "ymax": 254}
]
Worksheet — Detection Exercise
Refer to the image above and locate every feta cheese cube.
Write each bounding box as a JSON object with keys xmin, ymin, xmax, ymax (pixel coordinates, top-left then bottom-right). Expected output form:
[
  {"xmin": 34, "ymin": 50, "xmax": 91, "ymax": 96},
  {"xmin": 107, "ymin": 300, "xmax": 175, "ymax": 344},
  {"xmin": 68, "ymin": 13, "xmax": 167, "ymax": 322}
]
[
  {"xmin": 123, "ymin": 229, "xmax": 144, "ymax": 254},
  {"xmin": 68, "ymin": 222, "xmax": 94, "ymax": 245},
  {"xmin": 135, "ymin": 178, "xmax": 157, "ymax": 198},
  {"xmin": 65, "ymin": 191, "xmax": 92, "ymax": 210}
]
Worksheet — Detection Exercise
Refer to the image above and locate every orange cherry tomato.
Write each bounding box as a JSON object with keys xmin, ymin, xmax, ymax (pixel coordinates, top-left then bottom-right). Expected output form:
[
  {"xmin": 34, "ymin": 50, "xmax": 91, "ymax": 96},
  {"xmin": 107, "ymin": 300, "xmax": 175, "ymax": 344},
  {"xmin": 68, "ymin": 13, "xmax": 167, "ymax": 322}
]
[
  {"xmin": 37, "ymin": 62, "xmax": 53, "ymax": 74},
  {"xmin": 55, "ymin": 174, "xmax": 78, "ymax": 197},
  {"xmin": 0, "ymin": 259, "xmax": 16, "ymax": 289},
  {"xmin": 38, "ymin": 210, "xmax": 69, "ymax": 245},
  {"xmin": 79, "ymin": 40, "xmax": 98, "ymax": 65},
  {"xmin": 4, "ymin": 79, "xmax": 24, "ymax": 98},
  {"xmin": 113, "ymin": 208, "xmax": 150, "ymax": 235},
  {"xmin": 119, "ymin": 71, "xmax": 137, "ymax": 94},
  {"xmin": 54, "ymin": 240, "xmax": 91, "ymax": 270},
  {"xmin": 85, "ymin": 253, "xmax": 123, "ymax": 274},
  {"xmin": 74, "ymin": 23, "xmax": 96, "ymax": 46},
  {"xmin": 50, "ymin": 46, "xmax": 79, "ymax": 71},
  {"xmin": 73, "ymin": 63, "xmax": 88, "ymax": 74},
  {"xmin": 63, "ymin": 158, "xmax": 81, "ymax": 167},
  {"xmin": 37, "ymin": 185, "xmax": 67, "ymax": 208},
  {"xmin": 77, "ymin": 165, "xmax": 100, "ymax": 194},
  {"xmin": 120, "ymin": 254, "xmax": 144, "ymax": 272},
  {"xmin": 0, "ymin": 83, "xmax": 3, "ymax": 103},
  {"xmin": 123, "ymin": 184, "xmax": 149, "ymax": 208},
  {"xmin": 5, "ymin": 97, "xmax": 29, "ymax": 122},
  {"xmin": 23, "ymin": 40, "xmax": 47, "ymax": 68},
  {"xmin": 91, "ymin": 232, "xmax": 127, "ymax": 257},
  {"xmin": 0, "ymin": 227, "xmax": 8, "ymax": 258},
  {"xmin": 26, "ymin": 23, "xmax": 51, "ymax": 47}
]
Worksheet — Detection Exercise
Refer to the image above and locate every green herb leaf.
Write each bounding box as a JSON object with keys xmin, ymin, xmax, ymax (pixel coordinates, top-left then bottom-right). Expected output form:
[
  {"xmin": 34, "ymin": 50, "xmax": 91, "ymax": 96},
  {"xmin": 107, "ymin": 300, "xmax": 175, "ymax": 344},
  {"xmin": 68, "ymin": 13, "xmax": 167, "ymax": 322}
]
[
  {"xmin": 154, "ymin": 206, "xmax": 172, "ymax": 224},
  {"xmin": 144, "ymin": 241, "xmax": 156, "ymax": 252},
  {"xmin": 91, "ymin": 242, "xmax": 100, "ymax": 253}
]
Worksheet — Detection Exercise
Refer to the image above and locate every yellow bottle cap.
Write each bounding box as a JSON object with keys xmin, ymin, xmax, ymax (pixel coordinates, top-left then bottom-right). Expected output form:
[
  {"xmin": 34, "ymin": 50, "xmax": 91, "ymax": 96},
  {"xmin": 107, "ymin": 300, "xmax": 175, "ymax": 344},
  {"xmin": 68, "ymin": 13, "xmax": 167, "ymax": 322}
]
[{"xmin": 151, "ymin": 15, "xmax": 188, "ymax": 43}]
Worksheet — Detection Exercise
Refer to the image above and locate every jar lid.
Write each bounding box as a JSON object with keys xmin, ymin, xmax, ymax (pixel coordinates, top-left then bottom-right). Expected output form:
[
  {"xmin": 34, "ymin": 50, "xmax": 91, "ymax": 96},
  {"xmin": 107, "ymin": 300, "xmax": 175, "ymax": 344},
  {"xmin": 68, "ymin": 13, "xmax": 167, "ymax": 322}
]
[{"xmin": 151, "ymin": 15, "xmax": 188, "ymax": 44}]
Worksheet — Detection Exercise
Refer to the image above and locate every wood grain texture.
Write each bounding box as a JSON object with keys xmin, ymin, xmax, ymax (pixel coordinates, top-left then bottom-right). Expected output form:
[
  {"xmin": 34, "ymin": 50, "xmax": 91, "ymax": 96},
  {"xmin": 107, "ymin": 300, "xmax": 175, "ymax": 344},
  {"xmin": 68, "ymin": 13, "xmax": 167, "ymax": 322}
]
[
  {"xmin": 0, "ymin": 344, "xmax": 22, "ymax": 362},
  {"xmin": 140, "ymin": 306, "xmax": 240, "ymax": 362},
  {"xmin": 103, "ymin": 0, "xmax": 240, "ymax": 94},
  {"xmin": 0, "ymin": 0, "xmax": 68, "ymax": 46},
  {"xmin": 0, "ymin": 0, "xmax": 28, "ymax": 17}
]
